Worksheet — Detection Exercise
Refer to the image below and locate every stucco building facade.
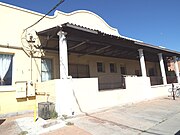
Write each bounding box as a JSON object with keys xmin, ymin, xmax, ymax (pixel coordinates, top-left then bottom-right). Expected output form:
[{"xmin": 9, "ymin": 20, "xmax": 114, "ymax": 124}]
[{"xmin": 0, "ymin": 2, "xmax": 180, "ymax": 116}]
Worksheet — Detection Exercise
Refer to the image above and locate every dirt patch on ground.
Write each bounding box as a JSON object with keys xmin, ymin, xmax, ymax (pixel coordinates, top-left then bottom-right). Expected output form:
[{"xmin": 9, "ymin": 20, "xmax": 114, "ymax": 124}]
[
  {"xmin": 0, "ymin": 113, "xmax": 33, "ymax": 135},
  {"xmin": 0, "ymin": 120, "xmax": 22, "ymax": 135},
  {"xmin": 42, "ymin": 125, "xmax": 92, "ymax": 135},
  {"xmin": 0, "ymin": 113, "xmax": 91, "ymax": 135}
]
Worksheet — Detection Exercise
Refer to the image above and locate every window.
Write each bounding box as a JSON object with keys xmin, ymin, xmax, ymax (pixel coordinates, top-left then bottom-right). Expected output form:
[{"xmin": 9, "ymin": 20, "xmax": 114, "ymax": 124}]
[
  {"xmin": 0, "ymin": 54, "xmax": 13, "ymax": 86},
  {"xmin": 120, "ymin": 66, "xmax": 126, "ymax": 75},
  {"xmin": 97, "ymin": 62, "xmax": 105, "ymax": 72},
  {"xmin": 41, "ymin": 58, "xmax": 52, "ymax": 82},
  {"xmin": 110, "ymin": 63, "xmax": 117, "ymax": 73}
]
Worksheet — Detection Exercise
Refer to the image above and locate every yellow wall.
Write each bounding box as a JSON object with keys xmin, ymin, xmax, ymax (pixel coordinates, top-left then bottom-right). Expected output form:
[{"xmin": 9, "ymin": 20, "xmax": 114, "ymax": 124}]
[
  {"xmin": 0, "ymin": 45, "xmax": 41, "ymax": 115},
  {"xmin": 0, "ymin": 91, "xmax": 35, "ymax": 115}
]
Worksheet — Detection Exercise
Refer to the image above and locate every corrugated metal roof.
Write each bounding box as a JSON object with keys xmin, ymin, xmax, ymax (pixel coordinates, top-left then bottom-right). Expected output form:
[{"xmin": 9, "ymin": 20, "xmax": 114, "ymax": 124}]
[
  {"xmin": 38, "ymin": 22, "xmax": 180, "ymax": 58},
  {"xmin": 62, "ymin": 22, "xmax": 143, "ymax": 42}
]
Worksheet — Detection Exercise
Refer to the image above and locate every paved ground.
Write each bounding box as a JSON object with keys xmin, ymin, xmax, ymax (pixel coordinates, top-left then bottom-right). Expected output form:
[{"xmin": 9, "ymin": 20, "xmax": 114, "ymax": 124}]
[
  {"xmin": 0, "ymin": 113, "xmax": 89, "ymax": 135},
  {"xmin": 68, "ymin": 97, "xmax": 180, "ymax": 135},
  {"xmin": 1, "ymin": 97, "xmax": 180, "ymax": 135},
  {"xmin": 42, "ymin": 126, "xmax": 91, "ymax": 135}
]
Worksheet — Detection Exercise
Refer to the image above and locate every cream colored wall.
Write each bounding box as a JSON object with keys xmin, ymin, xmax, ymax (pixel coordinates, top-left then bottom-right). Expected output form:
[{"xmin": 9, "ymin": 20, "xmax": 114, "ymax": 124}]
[
  {"xmin": 0, "ymin": 2, "xmax": 120, "ymax": 48},
  {"xmin": 0, "ymin": 2, "xmax": 119, "ymax": 115},
  {"xmin": 0, "ymin": 2, "xmax": 165, "ymax": 115},
  {"xmin": 53, "ymin": 77, "xmax": 172, "ymax": 114},
  {"xmin": 71, "ymin": 78, "xmax": 99, "ymax": 113},
  {"xmin": 0, "ymin": 91, "xmax": 35, "ymax": 115},
  {"xmin": 0, "ymin": 47, "xmax": 41, "ymax": 85},
  {"xmin": 36, "ymin": 80, "xmax": 57, "ymax": 103},
  {"xmin": 0, "ymin": 46, "xmax": 41, "ymax": 115}
]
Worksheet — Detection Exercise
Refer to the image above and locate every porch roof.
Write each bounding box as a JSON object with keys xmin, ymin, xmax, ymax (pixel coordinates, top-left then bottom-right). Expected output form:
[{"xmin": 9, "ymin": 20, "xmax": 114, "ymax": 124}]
[{"xmin": 37, "ymin": 23, "xmax": 180, "ymax": 62}]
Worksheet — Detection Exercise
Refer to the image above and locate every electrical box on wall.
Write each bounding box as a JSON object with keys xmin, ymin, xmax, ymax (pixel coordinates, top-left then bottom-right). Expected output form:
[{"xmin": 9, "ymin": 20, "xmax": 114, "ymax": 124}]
[
  {"xmin": 27, "ymin": 81, "xmax": 35, "ymax": 97},
  {"xmin": 15, "ymin": 81, "xmax": 35, "ymax": 98},
  {"xmin": 15, "ymin": 81, "xmax": 27, "ymax": 98}
]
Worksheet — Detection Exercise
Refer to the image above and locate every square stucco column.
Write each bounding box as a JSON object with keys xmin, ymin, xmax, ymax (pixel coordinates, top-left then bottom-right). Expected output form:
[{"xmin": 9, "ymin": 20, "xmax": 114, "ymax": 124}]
[
  {"xmin": 173, "ymin": 56, "xmax": 180, "ymax": 83},
  {"xmin": 57, "ymin": 31, "xmax": 68, "ymax": 79},
  {"xmin": 158, "ymin": 53, "xmax": 167, "ymax": 85},
  {"xmin": 138, "ymin": 49, "xmax": 147, "ymax": 77}
]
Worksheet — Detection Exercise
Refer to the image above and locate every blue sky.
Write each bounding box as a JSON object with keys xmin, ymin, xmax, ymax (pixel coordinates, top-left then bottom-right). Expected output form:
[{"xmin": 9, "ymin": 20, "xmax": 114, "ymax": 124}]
[{"xmin": 1, "ymin": 0, "xmax": 180, "ymax": 52}]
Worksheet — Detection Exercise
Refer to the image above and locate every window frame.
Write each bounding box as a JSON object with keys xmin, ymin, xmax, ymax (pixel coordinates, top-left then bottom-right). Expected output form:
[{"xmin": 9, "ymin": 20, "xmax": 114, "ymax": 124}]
[
  {"xmin": 97, "ymin": 62, "xmax": 105, "ymax": 73},
  {"xmin": 110, "ymin": 63, "xmax": 117, "ymax": 73},
  {"xmin": 0, "ymin": 53, "xmax": 13, "ymax": 86},
  {"xmin": 41, "ymin": 58, "xmax": 53, "ymax": 82}
]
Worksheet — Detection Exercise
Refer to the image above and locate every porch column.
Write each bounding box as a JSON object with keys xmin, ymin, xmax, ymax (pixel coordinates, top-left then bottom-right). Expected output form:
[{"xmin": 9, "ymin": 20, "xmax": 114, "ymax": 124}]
[
  {"xmin": 57, "ymin": 31, "xmax": 68, "ymax": 79},
  {"xmin": 138, "ymin": 49, "xmax": 147, "ymax": 77},
  {"xmin": 158, "ymin": 53, "xmax": 167, "ymax": 85},
  {"xmin": 173, "ymin": 56, "xmax": 180, "ymax": 83},
  {"xmin": 56, "ymin": 31, "xmax": 74, "ymax": 116}
]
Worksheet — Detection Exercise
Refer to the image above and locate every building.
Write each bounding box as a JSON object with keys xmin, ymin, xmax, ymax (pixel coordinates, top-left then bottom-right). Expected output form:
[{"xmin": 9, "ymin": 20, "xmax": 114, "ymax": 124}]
[{"xmin": 0, "ymin": 2, "xmax": 180, "ymax": 116}]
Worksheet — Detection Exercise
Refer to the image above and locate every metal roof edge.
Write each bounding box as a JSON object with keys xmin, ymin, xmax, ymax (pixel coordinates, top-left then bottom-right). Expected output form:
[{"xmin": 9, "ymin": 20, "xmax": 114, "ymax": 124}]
[{"xmin": 135, "ymin": 41, "xmax": 180, "ymax": 55}]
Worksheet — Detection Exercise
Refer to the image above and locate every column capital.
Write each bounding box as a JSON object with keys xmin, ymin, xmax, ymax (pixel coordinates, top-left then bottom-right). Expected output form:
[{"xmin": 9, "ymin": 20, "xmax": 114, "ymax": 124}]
[
  {"xmin": 138, "ymin": 49, "xmax": 143, "ymax": 52},
  {"xmin": 158, "ymin": 53, "xmax": 162, "ymax": 57},
  {"xmin": 57, "ymin": 30, "xmax": 67, "ymax": 37}
]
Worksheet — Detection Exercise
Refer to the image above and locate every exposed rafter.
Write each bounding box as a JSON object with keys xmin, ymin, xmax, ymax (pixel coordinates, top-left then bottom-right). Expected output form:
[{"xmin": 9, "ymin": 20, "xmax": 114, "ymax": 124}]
[{"xmin": 68, "ymin": 41, "xmax": 87, "ymax": 50}]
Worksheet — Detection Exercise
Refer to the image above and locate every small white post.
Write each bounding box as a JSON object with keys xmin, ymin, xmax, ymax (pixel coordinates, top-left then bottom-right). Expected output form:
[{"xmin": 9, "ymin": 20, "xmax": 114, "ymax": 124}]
[
  {"xmin": 138, "ymin": 49, "xmax": 147, "ymax": 77},
  {"xmin": 173, "ymin": 56, "xmax": 180, "ymax": 83},
  {"xmin": 158, "ymin": 53, "xmax": 167, "ymax": 85}
]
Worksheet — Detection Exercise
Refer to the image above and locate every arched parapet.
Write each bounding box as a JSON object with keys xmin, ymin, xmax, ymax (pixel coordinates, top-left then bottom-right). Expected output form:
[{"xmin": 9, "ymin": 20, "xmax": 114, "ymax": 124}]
[{"xmin": 53, "ymin": 10, "xmax": 120, "ymax": 36}]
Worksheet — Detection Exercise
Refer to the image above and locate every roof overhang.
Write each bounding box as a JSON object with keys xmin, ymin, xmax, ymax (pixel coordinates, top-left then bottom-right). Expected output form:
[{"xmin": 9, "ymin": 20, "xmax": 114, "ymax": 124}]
[{"xmin": 37, "ymin": 23, "xmax": 180, "ymax": 62}]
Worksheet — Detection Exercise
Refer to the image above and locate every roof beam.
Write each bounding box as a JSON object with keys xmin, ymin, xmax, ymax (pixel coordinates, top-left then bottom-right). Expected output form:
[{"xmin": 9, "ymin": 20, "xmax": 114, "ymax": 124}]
[
  {"xmin": 68, "ymin": 41, "xmax": 87, "ymax": 50},
  {"xmin": 79, "ymin": 45, "xmax": 111, "ymax": 57}
]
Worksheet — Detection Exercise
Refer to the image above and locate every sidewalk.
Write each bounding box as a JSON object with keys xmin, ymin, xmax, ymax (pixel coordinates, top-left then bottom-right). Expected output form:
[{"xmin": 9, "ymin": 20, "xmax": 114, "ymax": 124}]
[
  {"xmin": 0, "ymin": 112, "xmax": 91, "ymax": 135},
  {"xmin": 68, "ymin": 97, "xmax": 180, "ymax": 135},
  {"xmin": 1, "ymin": 97, "xmax": 180, "ymax": 135}
]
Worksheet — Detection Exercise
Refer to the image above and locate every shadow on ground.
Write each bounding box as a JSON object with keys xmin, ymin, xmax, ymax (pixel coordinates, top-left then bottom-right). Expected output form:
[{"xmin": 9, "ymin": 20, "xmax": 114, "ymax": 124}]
[{"xmin": 0, "ymin": 119, "xmax": 6, "ymax": 125}]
